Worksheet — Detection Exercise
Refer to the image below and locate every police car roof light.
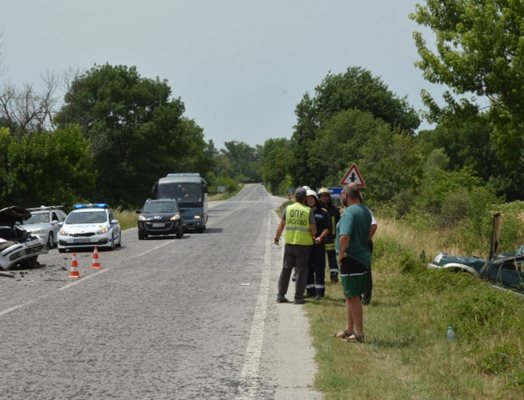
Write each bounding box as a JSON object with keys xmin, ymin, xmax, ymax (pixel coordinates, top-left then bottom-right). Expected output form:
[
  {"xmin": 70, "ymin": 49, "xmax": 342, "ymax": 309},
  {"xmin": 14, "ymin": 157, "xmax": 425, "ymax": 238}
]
[{"xmin": 73, "ymin": 203, "xmax": 109, "ymax": 209}]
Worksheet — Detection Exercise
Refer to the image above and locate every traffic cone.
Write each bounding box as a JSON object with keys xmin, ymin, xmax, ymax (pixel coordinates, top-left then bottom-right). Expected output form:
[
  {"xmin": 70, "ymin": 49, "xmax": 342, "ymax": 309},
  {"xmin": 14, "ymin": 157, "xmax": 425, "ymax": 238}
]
[
  {"xmin": 68, "ymin": 252, "xmax": 80, "ymax": 279},
  {"xmin": 91, "ymin": 246, "xmax": 102, "ymax": 270}
]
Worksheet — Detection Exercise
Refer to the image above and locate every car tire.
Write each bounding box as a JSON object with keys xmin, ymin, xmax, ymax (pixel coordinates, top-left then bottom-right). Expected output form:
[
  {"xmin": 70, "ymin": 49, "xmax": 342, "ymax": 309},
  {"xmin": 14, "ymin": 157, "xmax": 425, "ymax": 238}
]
[
  {"xmin": 176, "ymin": 227, "xmax": 184, "ymax": 239},
  {"xmin": 110, "ymin": 233, "xmax": 115, "ymax": 250},
  {"xmin": 116, "ymin": 233, "xmax": 122, "ymax": 247},
  {"xmin": 47, "ymin": 233, "xmax": 55, "ymax": 249},
  {"xmin": 138, "ymin": 232, "xmax": 146, "ymax": 240},
  {"xmin": 58, "ymin": 248, "xmax": 65, "ymax": 253},
  {"xmin": 19, "ymin": 256, "xmax": 38, "ymax": 268}
]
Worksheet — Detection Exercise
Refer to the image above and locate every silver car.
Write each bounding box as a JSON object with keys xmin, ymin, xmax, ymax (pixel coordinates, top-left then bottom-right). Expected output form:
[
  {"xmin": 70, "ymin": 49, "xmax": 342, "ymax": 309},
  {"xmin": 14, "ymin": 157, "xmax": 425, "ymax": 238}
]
[
  {"xmin": 23, "ymin": 206, "xmax": 67, "ymax": 248},
  {"xmin": 0, "ymin": 206, "xmax": 48, "ymax": 270}
]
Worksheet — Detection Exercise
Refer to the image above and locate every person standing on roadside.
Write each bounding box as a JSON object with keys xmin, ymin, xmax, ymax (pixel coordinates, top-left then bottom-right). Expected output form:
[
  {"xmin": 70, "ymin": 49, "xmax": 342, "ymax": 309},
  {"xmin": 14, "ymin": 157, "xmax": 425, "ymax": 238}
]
[
  {"xmin": 335, "ymin": 184, "xmax": 372, "ymax": 342},
  {"xmin": 361, "ymin": 196, "xmax": 378, "ymax": 305},
  {"xmin": 304, "ymin": 189, "xmax": 330, "ymax": 300},
  {"xmin": 317, "ymin": 187, "xmax": 341, "ymax": 283},
  {"xmin": 274, "ymin": 187, "xmax": 317, "ymax": 304}
]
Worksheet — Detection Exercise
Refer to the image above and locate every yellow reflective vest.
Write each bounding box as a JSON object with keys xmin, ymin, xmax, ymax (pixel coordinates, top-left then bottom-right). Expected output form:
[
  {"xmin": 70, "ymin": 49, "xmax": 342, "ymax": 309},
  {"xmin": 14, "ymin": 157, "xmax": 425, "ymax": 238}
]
[{"xmin": 284, "ymin": 202, "xmax": 313, "ymax": 245}]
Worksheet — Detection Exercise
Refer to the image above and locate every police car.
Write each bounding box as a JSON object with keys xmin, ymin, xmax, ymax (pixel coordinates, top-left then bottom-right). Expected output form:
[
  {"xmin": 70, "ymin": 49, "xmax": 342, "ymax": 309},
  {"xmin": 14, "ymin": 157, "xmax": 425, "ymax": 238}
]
[{"xmin": 57, "ymin": 203, "xmax": 122, "ymax": 253}]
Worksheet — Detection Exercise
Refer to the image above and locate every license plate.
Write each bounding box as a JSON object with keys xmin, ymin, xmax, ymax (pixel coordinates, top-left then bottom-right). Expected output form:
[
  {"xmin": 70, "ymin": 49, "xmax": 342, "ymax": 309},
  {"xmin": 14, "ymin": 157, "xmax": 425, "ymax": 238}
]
[
  {"xmin": 74, "ymin": 238, "xmax": 91, "ymax": 244},
  {"xmin": 152, "ymin": 223, "xmax": 165, "ymax": 228}
]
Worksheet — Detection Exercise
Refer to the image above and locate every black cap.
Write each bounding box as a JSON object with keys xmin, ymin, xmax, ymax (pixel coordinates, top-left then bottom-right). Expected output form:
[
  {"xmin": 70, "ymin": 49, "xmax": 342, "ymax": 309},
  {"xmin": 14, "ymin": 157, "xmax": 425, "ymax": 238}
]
[{"xmin": 295, "ymin": 187, "xmax": 307, "ymax": 201}]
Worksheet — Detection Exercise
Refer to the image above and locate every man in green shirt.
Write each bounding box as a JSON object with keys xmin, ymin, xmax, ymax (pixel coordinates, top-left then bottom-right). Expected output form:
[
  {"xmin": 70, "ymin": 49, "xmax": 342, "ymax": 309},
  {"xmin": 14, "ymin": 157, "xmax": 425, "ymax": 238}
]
[{"xmin": 335, "ymin": 184, "xmax": 372, "ymax": 342}]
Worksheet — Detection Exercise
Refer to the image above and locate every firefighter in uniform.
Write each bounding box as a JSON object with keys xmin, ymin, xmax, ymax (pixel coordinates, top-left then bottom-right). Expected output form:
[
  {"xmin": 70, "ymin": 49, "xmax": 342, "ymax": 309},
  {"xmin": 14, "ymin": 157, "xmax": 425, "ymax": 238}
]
[
  {"xmin": 318, "ymin": 187, "xmax": 341, "ymax": 282},
  {"xmin": 274, "ymin": 187, "xmax": 317, "ymax": 304},
  {"xmin": 304, "ymin": 189, "xmax": 330, "ymax": 299}
]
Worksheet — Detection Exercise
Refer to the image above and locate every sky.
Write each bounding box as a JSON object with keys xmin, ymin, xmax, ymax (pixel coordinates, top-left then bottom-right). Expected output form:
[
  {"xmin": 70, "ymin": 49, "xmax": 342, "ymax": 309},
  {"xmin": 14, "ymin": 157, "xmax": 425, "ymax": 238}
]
[{"xmin": 1, "ymin": 0, "xmax": 443, "ymax": 149}]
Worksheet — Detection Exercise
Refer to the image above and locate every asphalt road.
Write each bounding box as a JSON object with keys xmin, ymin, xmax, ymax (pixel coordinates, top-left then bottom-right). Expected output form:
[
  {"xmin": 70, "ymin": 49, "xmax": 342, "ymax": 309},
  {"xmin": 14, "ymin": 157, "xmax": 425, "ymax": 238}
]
[{"xmin": 0, "ymin": 184, "xmax": 322, "ymax": 400}]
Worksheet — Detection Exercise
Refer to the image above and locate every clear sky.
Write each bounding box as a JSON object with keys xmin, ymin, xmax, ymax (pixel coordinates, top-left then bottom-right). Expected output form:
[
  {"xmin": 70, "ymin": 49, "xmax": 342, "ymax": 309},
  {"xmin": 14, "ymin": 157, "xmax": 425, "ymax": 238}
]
[{"xmin": 1, "ymin": 0, "xmax": 442, "ymax": 149}]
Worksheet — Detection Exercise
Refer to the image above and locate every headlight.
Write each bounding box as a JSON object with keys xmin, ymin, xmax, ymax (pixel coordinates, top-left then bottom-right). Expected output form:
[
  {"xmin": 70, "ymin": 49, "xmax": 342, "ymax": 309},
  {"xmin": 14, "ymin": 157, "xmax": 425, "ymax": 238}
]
[
  {"xmin": 59, "ymin": 228, "xmax": 68, "ymax": 236},
  {"xmin": 96, "ymin": 227, "xmax": 109, "ymax": 234},
  {"xmin": 170, "ymin": 214, "xmax": 181, "ymax": 221},
  {"xmin": 194, "ymin": 215, "xmax": 201, "ymax": 219},
  {"xmin": 138, "ymin": 215, "xmax": 147, "ymax": 221}
]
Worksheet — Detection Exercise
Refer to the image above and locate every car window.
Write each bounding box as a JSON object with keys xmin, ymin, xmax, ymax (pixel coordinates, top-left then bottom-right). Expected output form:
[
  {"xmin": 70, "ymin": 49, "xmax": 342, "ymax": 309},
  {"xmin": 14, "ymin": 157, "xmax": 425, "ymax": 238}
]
[
  {"xmin": 51, "ymin": 212, "xmax": 58, "ymax": 221},
  {"xmin": 143, "ymin": 201, "xmax": 177, "ymax": 213},
  {"xmin": 66, "ymin": 211, "xmax": 108, "ymax": 224},
  {"xmin": 25, "ymin": 213, "xmax": 50, "ymax": 224}
]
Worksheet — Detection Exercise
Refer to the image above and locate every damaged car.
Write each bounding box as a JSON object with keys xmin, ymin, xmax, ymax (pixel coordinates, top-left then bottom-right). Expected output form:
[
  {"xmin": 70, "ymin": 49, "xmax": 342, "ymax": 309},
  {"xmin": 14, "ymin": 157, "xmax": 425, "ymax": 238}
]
[
  {"xmin": 0, "ymin": 206, "xmax": 48, "ymax": 270},
  {"xmin": 428, "ymin": 213, "xmax": 524, "ymax": 292}
]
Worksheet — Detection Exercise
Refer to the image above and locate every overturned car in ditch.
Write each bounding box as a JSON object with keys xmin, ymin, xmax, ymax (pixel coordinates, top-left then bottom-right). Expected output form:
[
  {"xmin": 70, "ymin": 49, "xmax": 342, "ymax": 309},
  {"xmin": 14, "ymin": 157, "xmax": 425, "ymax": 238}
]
[
  {"xmin": 428, "ymin": 213, "xmax": 524, "ymax": 293},
  {"xmin": 0, "ymin": 206, "xmax": 48, "ymax": 270}
]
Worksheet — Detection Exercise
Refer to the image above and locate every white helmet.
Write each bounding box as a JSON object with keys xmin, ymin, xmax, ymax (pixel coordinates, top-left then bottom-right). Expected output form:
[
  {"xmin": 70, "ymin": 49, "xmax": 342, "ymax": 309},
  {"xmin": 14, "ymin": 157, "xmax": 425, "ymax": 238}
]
[
  {"xmin": 302, "ymin": 185, "xmax": 311, "ymax": 191},
  {"xmin": 306, "ymin": 189, "xmax": 318, "ymax": 199}
]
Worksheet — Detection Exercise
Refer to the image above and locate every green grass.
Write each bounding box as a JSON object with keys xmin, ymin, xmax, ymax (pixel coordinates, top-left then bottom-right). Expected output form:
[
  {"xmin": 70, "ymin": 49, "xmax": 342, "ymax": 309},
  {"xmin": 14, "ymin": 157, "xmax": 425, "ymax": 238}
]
[{"xmin": 306, "ymin": 206, "xmax": 524, "ymax": 399}]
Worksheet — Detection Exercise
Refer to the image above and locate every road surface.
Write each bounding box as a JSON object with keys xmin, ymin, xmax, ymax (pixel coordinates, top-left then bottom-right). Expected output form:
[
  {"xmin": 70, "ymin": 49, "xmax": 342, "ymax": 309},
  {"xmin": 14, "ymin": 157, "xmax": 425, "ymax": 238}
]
[{"xmin": 0, "ymin": 184, "xmax": 322, "ymax": 400}]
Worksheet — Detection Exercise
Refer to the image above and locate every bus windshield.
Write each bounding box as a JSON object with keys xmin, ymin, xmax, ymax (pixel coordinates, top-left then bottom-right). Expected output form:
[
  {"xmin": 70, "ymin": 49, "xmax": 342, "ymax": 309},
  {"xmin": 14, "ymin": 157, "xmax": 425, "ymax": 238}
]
[{"xmin": 157, "ymin": 182, "xmax": 202, "ymax": 206}]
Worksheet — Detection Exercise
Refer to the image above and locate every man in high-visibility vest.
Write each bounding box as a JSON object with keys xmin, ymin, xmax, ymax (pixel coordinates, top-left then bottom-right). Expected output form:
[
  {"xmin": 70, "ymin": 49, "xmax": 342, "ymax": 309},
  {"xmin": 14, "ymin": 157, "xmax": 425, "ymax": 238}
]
[{"xmin": 274, "ymin": 187, "xmax": 317, "ymax": 304}]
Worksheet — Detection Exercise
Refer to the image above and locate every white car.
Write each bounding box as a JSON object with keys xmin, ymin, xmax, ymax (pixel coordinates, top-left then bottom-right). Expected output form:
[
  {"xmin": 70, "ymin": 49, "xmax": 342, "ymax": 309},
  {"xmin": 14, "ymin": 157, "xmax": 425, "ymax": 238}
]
[
  {"xmin": 57, "ymin": 203, "xmax": 122, "ymax": 253},
  {"xmin": 23, "ymin": 206, "xmax": 67, "ymax": 248},
  {"xmin": 0, "ymin": 206, "xmax": 48, "ymax": 270}
]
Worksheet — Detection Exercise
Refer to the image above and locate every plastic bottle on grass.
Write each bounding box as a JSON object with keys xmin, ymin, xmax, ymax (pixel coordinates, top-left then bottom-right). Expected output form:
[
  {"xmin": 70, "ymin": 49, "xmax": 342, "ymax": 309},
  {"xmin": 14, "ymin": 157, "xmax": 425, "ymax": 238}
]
[{"xmin": 446, "ymin": 325, "xmax": 455, "ymax": 341}]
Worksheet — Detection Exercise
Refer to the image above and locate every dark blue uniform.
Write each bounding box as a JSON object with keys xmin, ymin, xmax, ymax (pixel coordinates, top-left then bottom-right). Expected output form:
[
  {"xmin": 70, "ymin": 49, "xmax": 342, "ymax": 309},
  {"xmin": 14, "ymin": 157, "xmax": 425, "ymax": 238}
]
[{"xmin": 306, "ymin": 206, "xmax": 330, "ymax": 298}]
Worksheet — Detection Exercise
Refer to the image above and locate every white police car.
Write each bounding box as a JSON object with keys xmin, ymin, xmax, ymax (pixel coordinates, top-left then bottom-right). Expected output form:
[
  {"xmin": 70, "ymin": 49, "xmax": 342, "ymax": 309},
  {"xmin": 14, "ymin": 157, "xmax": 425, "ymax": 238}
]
[{"xmin": 57, "ymin": 203, "xmax": 122, "ymax": 253}]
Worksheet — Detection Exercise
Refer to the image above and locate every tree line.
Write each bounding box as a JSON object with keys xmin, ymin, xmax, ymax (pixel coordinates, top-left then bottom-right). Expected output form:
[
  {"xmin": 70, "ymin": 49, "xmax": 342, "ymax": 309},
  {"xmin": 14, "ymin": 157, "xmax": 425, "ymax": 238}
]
[
  {"xmin": 1, "ymin": 0, "xmax": 523, "ymax": 222},
  {"xmin": 0, "ymin": 64, "xmax": 261, "ymax": 209}
]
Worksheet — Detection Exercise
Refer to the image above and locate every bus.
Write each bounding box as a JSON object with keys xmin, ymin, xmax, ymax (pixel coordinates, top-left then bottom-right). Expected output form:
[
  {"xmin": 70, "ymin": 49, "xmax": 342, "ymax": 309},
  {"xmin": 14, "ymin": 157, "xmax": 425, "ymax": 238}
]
[{"xmin": 152, "ymin": 173, "xmax": 208, "ymax": 233}]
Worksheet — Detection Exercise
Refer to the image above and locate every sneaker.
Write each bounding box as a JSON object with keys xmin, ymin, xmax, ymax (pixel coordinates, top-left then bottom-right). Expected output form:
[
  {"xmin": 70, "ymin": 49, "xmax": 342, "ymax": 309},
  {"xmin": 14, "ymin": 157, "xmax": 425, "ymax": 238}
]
[
  {"xmin": 293, "ymin": 298, "xmax": 306, "ymax": 305},
  {"xmin": 276, "ymin": 296, "xmax": 290, "ymax": 303}
]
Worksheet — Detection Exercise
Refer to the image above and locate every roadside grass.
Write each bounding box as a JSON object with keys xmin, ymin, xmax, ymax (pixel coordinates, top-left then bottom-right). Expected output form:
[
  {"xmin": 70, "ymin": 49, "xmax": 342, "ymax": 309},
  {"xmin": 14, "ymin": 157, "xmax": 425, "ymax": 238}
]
[
  {"xmin": 306, "ymin": 210, "xmax": 524, "ymax": 399},
  {"xmin": 114, "ymin": 209, "xmax": 137, "ymax": 230}
]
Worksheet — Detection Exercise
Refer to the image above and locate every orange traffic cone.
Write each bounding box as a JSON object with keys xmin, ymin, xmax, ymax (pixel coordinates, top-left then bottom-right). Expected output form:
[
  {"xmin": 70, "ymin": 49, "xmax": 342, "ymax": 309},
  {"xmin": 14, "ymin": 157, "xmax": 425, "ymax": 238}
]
[
  {"xmin": 69, "ymin": 252, "xmax": 80, "ymax": 278},
  {"xmin": 91, "ymin": 246, "xmax": 102, "ymax": 270}
]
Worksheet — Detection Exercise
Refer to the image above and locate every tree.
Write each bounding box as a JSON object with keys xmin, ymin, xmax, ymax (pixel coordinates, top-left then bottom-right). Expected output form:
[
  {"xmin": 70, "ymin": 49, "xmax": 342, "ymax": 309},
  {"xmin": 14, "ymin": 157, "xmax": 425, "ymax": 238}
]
[
  {"xmin": 55, "ymin": 64, "xmax": 209, "ymax": 207},
  {"xmin": 260, "ymin": 138, "xmax": 293, "ymax": 193},
  {"xmin": 307, "ymin": 109, "xmax": 388, "ymax": 187},
  {"xmin": 221, "ymin": 141, "xmax": 261, "ymax": 182},
  {"xmin": 0, "ymin": 73, "xmax": 59, "ymax": 136},
  {"xmin": 411, "ymin": 0, "xmax": 524, "ymax": 166},
  {"xmin": 291, "ymin": 67, "xmax": 420, "ymax": 187},
  {"xmin": 3, "ymin": 125, "xmax": 95, "ymax": 207}
]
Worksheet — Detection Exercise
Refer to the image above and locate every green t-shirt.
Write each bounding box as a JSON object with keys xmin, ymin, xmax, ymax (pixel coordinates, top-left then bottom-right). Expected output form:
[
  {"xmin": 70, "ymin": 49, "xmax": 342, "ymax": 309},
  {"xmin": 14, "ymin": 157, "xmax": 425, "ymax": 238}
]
[{"xmin": 336, "ymin": 204, "xmax": 372, "ymax": 267}]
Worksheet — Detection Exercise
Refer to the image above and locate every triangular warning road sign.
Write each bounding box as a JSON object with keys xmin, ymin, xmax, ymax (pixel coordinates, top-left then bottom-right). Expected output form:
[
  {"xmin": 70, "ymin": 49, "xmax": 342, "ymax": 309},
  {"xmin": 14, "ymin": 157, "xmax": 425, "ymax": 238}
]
[{"xmin": 340, "ymin": 163, "xmax": 366, "ymax": 187}]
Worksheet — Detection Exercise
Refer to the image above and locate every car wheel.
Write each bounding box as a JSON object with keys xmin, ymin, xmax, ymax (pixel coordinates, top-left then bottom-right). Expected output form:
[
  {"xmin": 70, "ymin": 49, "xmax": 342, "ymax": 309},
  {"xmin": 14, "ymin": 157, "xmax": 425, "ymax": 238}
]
[
  {"xmin": 19, "ymin": 256, "xmax": 38, "ymax": 268},
  {"xmin": 47, "ymin": 233, "xmax": 55, "ymax": 248},
  {"xmin": 116, "ymin": 233, "xmax": 122, "ymax": 247},
  {"xmin": 58, "ymin": 248, "xmax": 65, "ymax": 253},
  {"xmin": 197, "ymin": 226, "xmax": 204, "ymax": 233},
  {"xmin": 138, "ymin": 232, "xmax": 146, "ymax": 240},
  {"xmin": 176, "ymin": 227, "xmax": 184, "ymax": 239},
  {"xmin": 110, "ymin": 233, "xmax": 115, "ymax": 250}
]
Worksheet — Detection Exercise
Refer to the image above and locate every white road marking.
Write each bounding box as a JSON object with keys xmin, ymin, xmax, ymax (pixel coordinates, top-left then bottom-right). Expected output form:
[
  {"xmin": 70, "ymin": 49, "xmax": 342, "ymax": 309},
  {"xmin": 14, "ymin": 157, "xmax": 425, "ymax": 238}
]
[
  {"xmin": 236, "ymin": 212, "xmax": 273, "ymax": 399},
  {"xmin": 0, "ymin": 240, "xmax": 178, "ymax": 316}
]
